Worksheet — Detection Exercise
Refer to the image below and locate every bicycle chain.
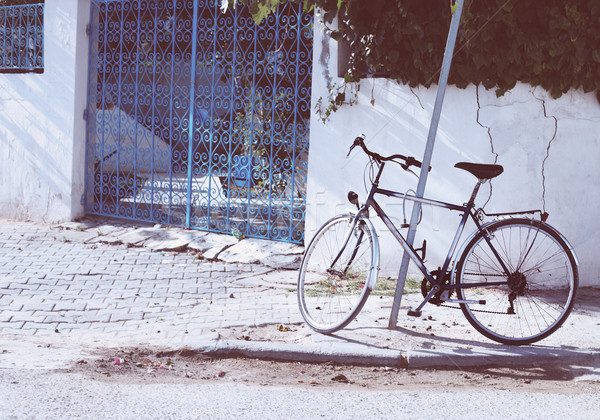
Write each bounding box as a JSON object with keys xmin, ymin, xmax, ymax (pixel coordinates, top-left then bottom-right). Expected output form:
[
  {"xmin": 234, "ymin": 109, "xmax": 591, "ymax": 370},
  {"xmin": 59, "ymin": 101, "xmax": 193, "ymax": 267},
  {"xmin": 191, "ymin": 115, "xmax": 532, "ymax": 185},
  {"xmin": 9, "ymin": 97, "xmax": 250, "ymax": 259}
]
[
  {"xmin": 463, "ymin": 272, "xmax": 506, "ymax": 277},
  {"xmin": 437, "ymin": 302, "xmax": 511, "ymax": 315},
  {"xmin": 436, "ymin": 273, "xmax": 511, "ymax": 314}
]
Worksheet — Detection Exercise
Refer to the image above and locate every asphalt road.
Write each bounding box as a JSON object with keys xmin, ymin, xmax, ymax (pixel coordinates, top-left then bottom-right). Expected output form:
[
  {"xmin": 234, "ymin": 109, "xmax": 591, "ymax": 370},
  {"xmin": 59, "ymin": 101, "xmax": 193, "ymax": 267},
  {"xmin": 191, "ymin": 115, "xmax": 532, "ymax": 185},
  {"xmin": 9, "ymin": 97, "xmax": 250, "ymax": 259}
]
[{"xmin": 2, "ymin": 367, "xmax": 600, "ymax": 420}]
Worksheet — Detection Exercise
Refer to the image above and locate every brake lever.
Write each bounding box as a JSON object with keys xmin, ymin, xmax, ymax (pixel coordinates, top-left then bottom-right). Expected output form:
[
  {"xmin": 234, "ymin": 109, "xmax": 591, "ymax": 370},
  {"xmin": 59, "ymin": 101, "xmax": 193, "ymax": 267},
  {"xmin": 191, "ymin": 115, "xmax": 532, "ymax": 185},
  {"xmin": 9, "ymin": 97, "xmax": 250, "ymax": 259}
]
[
  {"xmin": 346, "ymin": 135, "xmax": 366, "ymax": 158},
  {"xmin": 346, "ymin": 143, "xmax": 357, "ymax": 158}
]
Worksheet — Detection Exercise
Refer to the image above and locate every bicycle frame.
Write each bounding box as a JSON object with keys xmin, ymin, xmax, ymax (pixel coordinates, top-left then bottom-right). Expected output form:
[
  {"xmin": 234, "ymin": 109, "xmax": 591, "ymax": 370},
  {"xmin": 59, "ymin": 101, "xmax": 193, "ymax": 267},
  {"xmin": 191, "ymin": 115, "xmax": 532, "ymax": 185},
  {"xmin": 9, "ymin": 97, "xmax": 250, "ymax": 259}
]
[{"xmin": 350, "ymin": 161, "xmax": 511, "ymax": 314}]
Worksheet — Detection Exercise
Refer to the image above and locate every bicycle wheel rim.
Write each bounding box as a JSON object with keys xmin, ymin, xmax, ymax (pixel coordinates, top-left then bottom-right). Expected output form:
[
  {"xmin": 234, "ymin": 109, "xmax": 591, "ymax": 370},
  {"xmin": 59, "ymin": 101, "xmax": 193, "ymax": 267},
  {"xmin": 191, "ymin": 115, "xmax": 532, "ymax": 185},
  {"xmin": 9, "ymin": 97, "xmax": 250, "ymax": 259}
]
[
  {"xmin": 456, "ymin": 219, "xmax": 578, "ymax": 345},
  {"xmin": 298, "ymin": 214, "xmax": 375, "ymax": 333}
]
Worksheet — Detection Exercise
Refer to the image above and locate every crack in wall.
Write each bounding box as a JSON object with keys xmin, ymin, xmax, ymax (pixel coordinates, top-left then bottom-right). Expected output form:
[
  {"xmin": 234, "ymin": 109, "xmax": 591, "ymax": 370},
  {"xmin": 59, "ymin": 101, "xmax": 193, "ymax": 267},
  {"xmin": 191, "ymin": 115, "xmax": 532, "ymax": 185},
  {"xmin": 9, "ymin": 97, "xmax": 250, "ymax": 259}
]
[
  {"xmin": 476, "ymin": 85, "xmax": 499, "ymax": 208},
  {"xmin": 531, "ymin": 87, "xmax": 558, "ymax": 213}
]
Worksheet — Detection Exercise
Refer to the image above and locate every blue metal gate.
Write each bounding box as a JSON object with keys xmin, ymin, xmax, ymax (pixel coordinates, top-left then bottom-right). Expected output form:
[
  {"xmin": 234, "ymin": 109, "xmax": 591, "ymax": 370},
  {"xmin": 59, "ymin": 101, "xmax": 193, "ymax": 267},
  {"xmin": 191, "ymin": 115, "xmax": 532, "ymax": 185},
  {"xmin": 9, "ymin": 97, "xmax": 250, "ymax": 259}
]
[{"xmin": 84, "ymin": 0, "xmax": 312, "ymax": 244}]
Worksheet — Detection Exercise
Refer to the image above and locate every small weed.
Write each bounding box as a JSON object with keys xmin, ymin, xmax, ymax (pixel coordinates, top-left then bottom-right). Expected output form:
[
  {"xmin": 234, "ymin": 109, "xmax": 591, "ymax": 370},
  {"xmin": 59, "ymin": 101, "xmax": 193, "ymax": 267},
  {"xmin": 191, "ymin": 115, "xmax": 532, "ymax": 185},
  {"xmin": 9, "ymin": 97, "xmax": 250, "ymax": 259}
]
[
  {"xmin": 403, "ymin": 276, "xmax": 422, "ymax": 294},
  {"xmin": 303, "ymin": 273, "xmax": 422, "ymax": 297}
]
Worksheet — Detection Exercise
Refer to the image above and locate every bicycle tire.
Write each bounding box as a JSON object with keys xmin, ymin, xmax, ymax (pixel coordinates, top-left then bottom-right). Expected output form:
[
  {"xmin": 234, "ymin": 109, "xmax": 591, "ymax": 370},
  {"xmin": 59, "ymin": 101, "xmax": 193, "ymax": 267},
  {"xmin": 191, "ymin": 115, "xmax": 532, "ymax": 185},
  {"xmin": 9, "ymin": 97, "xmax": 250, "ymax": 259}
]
[
  {"xmin": 297, "ymin": 213, "xmax": 379, "ymax": 334},
  {"xmin": 455, "ymin": 218, "xmax": 578, "ymax": 345}
]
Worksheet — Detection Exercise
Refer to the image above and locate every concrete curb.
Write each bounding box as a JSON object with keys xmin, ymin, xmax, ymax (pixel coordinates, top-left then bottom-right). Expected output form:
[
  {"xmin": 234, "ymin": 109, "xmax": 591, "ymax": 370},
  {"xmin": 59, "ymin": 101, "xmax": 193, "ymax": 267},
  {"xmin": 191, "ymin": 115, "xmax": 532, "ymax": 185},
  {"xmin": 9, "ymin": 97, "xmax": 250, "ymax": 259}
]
[
  {"xmin": 189, "ymin": 337, "xmax": 600, "ymax": 369},
  {"xmin": 407, "ymin": 347, "xmax": 600, "ymax": 368},
  {"xmin": 193, "ymin": 338, "xmax": 407, "ymax": 367}
]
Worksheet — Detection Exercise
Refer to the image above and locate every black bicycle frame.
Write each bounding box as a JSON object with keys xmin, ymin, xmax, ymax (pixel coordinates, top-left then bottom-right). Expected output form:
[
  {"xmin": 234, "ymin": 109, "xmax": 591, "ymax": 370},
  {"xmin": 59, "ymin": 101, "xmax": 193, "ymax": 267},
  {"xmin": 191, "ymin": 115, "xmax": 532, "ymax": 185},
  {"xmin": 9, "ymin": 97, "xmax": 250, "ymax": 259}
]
[{"xmin": 356, "ymin": 161, "xmax": 511, "ymax": 312}]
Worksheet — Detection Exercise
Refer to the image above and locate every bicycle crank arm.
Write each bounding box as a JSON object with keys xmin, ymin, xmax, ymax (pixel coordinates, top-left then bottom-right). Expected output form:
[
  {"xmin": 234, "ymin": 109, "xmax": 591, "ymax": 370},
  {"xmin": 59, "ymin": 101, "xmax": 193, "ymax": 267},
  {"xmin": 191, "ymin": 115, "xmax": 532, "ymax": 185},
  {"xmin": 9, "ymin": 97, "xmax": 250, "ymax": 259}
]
[{"xmin": 445, "ymin": 298, "xmax": 487, "ymax": 305}]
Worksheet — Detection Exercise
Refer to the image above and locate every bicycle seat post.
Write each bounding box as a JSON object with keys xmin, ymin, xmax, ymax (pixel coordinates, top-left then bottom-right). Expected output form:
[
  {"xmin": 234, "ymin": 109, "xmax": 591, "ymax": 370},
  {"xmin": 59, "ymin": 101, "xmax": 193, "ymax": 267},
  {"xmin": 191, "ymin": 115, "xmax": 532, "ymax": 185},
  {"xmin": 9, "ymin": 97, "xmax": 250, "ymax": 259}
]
[{"xmin": 467, "ymin": 180, "xmax": 484, "ymax": 207}]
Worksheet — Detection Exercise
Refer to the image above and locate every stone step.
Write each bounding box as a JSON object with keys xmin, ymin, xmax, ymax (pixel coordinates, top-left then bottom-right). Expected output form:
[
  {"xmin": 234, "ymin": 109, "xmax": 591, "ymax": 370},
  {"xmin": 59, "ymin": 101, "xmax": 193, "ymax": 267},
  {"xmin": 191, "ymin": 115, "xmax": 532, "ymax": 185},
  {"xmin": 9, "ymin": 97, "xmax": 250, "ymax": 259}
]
[{"xmin": 119, "ymin": 173, "xmax": 304, "ymax": 220}]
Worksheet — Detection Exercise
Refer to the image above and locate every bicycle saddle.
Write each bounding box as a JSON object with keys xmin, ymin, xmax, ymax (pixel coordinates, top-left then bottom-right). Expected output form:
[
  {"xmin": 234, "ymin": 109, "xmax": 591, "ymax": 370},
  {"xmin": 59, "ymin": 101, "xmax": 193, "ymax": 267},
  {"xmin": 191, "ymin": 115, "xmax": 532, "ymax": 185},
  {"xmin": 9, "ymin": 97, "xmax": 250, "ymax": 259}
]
[{"xmin": 455, "ymin": 162, "xmax": 504, "ymax": 179}]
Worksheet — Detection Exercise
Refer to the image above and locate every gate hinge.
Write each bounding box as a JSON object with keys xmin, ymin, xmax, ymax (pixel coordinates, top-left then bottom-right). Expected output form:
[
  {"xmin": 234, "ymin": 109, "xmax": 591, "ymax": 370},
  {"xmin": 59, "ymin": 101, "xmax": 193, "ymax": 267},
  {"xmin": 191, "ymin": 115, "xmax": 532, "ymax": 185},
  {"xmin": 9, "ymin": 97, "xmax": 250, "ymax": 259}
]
[
  {"xmin": 83, "ymin": 108, "xmax": 89, "ymax": 121},
  {"xmin": 80, "ymin": 194, "xmax": 86, "ymax": 206},
  {"xmin": 86, "ymin": 24, "xmax": 91, "ymax": 36}
]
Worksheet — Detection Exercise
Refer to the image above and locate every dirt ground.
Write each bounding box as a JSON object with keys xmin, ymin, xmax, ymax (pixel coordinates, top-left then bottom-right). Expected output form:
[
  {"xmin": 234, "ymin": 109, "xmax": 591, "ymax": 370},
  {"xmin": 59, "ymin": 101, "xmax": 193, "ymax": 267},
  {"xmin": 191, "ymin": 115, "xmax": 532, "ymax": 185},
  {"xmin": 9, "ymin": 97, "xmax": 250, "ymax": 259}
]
[{"xmin": 67, "ymin": 346, "xmax": 600, "ymax": 394}]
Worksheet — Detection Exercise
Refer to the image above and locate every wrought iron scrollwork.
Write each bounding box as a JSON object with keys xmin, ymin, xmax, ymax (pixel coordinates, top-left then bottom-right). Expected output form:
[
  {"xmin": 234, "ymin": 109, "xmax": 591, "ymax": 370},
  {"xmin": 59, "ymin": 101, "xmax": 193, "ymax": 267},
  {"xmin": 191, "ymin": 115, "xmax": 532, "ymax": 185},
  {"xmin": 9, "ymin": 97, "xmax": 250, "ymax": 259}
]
[
  {"xmin": 85, "ymin": 0, "xmax": 312, "ymax": 244},
  {"xmin": 0, "ymin": 3, "xmax": 44, "ymax": 72}
]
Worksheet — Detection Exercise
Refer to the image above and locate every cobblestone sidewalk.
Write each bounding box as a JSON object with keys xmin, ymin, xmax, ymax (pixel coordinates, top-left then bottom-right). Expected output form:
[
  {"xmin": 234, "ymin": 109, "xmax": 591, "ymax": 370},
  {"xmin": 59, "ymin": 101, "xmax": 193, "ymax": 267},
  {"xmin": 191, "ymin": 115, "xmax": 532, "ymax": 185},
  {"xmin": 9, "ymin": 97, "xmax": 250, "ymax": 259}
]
[
  {"xmin": 0, "ymin": 217, "xmax": 301, "ymax": 349},
  {"xmin": 1, "ymin": 217, "xmax": 599, "ymax": 369}
]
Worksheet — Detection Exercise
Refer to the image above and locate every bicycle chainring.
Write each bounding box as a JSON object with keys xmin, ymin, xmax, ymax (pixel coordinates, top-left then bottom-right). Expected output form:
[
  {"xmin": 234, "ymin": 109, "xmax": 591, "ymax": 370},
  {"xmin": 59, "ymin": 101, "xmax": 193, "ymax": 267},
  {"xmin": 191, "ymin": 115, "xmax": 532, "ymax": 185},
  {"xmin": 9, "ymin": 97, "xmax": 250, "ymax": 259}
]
[{"xmin": 421, "ymin": 269, "xmax": 453, "ymax": 306}]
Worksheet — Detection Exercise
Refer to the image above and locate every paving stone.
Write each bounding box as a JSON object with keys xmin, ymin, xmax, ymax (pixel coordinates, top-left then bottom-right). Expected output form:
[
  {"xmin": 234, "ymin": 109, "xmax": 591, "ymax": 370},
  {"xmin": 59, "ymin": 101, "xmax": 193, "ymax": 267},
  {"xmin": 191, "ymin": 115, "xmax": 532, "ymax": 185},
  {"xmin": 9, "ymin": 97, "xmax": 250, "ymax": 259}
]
[
  {"xmin": 260, "ymin": 254, "xmax": 303, "ymax": 270},
  {"xmin": 0, "ymin": 218, "xmax": 308, "ymax": 344},
  {"xmin": 143, "ymin": 229, "xmax": 196, "ymax": 251},
  {"xmin": 117, "ymin": 228, "xmax": 156, "ymax": 246},
  {"xmin": 55, "ymin": 230, "xmax": 99, "ymax": 244},
  {"xmin": 55, "ymin": 221, "xmax": 98, "ymax": 231},
  {"xmin": 188, "ymin": 233, "xmax": 238, "ymax": 256},
  {"xmin": 211, "ymin": 238, "xmax": 303, "ymax": 266}
]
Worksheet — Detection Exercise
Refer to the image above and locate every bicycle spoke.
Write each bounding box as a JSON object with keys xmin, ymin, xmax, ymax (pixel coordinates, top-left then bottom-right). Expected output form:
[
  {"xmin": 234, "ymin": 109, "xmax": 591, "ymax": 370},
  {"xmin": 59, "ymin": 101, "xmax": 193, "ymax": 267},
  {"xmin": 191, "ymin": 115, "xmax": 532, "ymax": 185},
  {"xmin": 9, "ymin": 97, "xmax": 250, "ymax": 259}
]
[
  {"xmin": 457, "ymin": 219, "xmax": 577, "ymax": 345},
  {"xmin": 298, "ymin": 214, "xmax": 377, "ymax": 333}
]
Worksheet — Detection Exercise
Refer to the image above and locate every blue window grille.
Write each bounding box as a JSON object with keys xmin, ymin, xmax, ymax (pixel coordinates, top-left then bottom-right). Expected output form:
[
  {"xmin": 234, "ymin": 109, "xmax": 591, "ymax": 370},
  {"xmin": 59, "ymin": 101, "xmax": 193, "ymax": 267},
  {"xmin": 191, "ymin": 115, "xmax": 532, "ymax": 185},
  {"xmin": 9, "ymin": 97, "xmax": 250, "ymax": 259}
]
[
  {"xmin": 0, "ymin": 3, "xmax": 44, "ymax": 73},
  {"xmin": 84, "ymin": 0, "xmax": 312, "ymax": 244}
]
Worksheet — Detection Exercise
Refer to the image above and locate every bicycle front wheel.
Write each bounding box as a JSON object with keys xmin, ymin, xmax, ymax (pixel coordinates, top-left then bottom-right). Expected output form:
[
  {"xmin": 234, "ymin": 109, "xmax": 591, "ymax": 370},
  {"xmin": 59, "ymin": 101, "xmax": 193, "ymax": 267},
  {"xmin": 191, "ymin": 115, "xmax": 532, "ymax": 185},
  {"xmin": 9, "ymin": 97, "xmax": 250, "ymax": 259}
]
[
  {"xmin": 298, "ymin": 213, "xmax": 379, "ymax": 334},
  {"xmin": 456, "ymin": 218, "xmax": 578, "ymax": 345}
]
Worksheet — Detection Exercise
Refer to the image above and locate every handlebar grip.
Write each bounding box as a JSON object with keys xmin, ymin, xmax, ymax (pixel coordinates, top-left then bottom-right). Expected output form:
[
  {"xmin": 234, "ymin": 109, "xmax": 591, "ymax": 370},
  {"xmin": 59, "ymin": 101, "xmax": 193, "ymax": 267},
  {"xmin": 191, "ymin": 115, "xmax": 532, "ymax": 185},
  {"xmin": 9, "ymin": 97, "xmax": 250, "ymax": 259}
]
[{"xmin": 406, "ymin": 157, "xmax": 421, "ymax": 168}]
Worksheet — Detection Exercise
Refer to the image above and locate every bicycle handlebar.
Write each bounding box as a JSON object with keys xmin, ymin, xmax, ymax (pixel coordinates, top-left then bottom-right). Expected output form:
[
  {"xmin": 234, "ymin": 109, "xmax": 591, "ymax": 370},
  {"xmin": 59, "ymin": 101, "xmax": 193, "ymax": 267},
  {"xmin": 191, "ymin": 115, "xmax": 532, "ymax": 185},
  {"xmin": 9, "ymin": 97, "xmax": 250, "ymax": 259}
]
[{"xmin": 347, "ymin": 135, "xmax": 429, "ymax": 172}]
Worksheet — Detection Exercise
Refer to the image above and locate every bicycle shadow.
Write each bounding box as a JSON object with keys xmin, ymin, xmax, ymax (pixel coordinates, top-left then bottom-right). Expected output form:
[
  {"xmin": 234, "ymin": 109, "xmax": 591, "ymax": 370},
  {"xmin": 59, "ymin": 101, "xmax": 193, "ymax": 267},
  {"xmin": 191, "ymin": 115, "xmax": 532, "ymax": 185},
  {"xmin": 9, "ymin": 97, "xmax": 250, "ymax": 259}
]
[{"xmin": 326, "ymin": 324, "xmax": 600, "ymax": 372}]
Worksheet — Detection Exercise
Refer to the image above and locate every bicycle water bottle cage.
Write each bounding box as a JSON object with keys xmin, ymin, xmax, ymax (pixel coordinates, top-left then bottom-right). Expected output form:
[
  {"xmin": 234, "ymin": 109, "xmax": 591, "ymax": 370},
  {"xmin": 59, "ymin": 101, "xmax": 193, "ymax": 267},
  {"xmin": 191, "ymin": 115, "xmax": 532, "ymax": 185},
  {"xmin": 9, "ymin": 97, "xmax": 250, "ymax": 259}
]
[{"xmin": 415, "ymin": 240, "xmax": 426, "ymax": 262}]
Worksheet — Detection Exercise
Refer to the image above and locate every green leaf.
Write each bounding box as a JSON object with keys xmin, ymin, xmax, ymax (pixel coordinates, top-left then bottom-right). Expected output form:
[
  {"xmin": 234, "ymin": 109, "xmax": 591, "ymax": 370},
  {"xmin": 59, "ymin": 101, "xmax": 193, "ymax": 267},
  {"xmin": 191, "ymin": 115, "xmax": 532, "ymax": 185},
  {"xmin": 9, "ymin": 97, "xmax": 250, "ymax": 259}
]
[
  {"xmin": 472, "ymin": 53, "xmax": 487, "ymax": 69},
  {"xmin": 248, "ymin": 0, "xmax": 280, "ymax": 24}
]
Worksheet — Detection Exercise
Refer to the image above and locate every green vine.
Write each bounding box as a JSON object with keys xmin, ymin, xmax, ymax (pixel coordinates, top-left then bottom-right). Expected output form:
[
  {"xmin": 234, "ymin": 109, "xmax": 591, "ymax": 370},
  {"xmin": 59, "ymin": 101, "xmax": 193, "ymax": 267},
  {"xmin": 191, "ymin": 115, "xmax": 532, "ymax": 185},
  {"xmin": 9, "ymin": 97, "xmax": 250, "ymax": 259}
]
[
  {"xmin": 314, "ymin": 80, "xmax": 359, "ymax": 124},
  {"xmin": 231, "ymin": 0, "xmax": 600, "ymax": 103}
]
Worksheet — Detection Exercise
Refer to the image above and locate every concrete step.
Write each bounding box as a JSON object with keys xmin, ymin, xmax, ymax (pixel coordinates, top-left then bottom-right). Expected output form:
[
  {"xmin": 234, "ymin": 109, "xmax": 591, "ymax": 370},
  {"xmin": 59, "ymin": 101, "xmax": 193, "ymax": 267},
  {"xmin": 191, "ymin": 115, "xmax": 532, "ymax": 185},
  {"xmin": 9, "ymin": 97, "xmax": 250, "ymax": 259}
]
[{"xmin": 119, "ymin": 173, "xmax": 304, "ymax": 221}]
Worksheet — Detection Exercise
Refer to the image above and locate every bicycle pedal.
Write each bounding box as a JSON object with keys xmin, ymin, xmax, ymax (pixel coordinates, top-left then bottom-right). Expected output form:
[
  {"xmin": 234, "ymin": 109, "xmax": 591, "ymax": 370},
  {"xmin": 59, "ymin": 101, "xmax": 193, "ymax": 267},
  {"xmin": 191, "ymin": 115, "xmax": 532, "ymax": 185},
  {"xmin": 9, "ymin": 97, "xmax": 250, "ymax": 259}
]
[{"xmin": 407, "ymin": 309, "xmax": 422, "ymax": 317}]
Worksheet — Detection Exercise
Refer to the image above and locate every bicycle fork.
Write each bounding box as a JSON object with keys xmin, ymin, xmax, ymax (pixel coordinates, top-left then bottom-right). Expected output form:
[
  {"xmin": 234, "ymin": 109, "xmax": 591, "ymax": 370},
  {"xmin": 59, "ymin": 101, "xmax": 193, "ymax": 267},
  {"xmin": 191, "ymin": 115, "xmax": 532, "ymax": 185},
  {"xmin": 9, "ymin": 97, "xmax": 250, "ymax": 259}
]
[{"xmin": 326, "ymin": 211, "xmax": 378, "ymax": 290}]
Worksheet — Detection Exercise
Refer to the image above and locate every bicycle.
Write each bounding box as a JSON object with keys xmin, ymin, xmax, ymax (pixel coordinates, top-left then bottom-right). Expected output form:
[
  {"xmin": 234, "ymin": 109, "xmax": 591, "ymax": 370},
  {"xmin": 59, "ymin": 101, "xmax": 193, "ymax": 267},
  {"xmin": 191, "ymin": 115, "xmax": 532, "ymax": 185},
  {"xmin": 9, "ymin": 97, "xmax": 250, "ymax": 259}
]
[{"xmin": 297, "ymin": 135, "xmax": 578, "ymax": 345}]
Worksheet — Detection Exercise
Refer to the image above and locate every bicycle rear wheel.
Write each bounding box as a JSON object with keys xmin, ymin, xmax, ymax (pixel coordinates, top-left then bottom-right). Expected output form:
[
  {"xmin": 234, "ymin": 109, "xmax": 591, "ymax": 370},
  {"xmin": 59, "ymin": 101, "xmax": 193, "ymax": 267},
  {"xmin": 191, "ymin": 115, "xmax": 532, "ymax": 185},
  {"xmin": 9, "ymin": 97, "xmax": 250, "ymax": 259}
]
[
  {"xmin": 456, "ymin": 218, "xmax": 578, "ymax": 345},
  {"xmin": 298, "ymin": 213, "xmax": 379, "ymax": 333}
]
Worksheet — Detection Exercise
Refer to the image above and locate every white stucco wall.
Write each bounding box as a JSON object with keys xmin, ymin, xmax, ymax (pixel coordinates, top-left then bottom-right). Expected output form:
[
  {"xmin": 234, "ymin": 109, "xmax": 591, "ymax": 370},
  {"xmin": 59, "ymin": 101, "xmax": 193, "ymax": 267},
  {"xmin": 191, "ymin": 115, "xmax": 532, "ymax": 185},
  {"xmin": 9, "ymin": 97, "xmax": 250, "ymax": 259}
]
[
  {"xmin": 1, "ymin": 5, "xmax": 599, "ymax": 287},
  {"xmin": 0, "ymin": 0, "xmax": 90, "ymax": 222},
  {"xmin": 308, "ymin": 18, "xmax": 600, "ymax": 287}
]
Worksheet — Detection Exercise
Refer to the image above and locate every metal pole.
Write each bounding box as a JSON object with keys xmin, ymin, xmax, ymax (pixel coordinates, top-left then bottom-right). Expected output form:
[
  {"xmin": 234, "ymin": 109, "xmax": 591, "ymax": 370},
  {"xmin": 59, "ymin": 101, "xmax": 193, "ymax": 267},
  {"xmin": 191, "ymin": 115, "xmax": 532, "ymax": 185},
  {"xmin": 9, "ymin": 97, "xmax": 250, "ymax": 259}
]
[{"xmin": 388, "ymin": 0, "xmax": 465, "ymax": 328}]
